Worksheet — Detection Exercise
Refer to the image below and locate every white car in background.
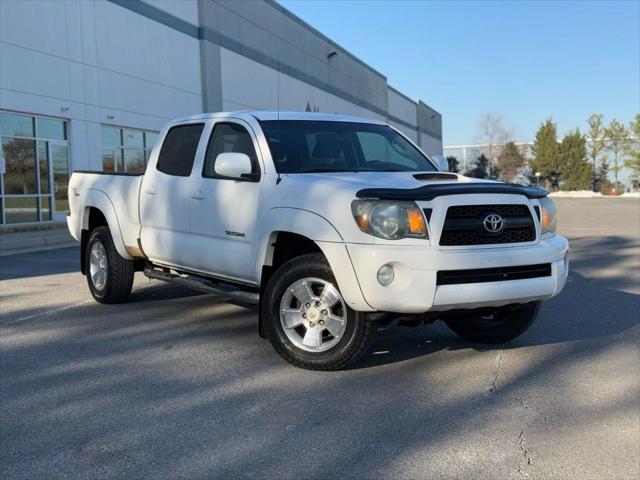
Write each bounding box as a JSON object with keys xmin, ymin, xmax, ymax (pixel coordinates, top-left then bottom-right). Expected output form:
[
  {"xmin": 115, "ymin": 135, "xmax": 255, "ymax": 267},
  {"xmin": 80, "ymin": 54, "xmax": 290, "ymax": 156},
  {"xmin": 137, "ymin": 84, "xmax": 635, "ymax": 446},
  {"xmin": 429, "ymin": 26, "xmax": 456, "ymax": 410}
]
[{"xmin": 67, "ymin": 112, "xmax": 569, "ymax": 370}]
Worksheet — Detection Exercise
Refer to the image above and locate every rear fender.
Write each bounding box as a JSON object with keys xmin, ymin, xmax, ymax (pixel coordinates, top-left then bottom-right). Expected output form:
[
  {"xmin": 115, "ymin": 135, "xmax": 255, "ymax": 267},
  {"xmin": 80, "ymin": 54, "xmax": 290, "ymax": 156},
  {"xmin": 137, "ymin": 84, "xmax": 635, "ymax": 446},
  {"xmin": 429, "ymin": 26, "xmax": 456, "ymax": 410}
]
[{"xmin": 81, "ymin": 189, "xmax": 132, "ymax": 260}]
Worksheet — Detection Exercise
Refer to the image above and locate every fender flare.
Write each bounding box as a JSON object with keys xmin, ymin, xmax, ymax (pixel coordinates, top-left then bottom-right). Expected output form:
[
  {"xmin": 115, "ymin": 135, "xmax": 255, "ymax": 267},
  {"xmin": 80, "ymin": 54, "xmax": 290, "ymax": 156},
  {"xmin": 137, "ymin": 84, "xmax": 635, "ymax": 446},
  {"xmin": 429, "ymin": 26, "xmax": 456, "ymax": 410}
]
[
  {"xmin": 81, "ymin": 189, "xmax": 133, "ymax": 260},
  {"xmin": 255, "ymin": 208, "xmax": 372, "ymax": 318},
  {"xmin": 255, "ymin": 207, "xmax": 343, "ymax": 276}
]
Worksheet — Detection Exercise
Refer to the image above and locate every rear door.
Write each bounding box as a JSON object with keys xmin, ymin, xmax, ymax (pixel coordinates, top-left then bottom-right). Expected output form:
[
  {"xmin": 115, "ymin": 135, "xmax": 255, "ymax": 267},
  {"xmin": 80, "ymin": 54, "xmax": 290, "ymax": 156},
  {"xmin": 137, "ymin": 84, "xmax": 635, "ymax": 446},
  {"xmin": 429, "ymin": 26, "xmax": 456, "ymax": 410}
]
[
  {"xmin": 139, "ymin": 122, "xmax": 205, "ymax": 268},
  {"xmin": 185, "ymin": 119, "xmax": 263, "ymax": 283}
]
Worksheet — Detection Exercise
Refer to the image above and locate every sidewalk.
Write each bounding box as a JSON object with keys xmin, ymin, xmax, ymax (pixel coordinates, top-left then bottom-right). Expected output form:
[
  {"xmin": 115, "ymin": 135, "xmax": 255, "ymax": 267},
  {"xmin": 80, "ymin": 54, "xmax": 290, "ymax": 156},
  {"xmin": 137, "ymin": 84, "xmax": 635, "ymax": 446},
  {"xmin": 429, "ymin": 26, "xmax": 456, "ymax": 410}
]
[{"xmin": 0, "ymin": 224, "xmax": 78, "ymax": 256}]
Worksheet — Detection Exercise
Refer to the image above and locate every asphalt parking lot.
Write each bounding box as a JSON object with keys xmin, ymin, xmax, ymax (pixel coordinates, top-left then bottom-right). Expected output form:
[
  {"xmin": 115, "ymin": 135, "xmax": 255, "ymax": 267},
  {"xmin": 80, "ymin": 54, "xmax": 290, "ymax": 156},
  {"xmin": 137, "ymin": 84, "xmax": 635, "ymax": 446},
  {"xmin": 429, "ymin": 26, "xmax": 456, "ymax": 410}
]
[{"xmin": 1, "ymin": 198, "xmax": 639, "ymax": 479}]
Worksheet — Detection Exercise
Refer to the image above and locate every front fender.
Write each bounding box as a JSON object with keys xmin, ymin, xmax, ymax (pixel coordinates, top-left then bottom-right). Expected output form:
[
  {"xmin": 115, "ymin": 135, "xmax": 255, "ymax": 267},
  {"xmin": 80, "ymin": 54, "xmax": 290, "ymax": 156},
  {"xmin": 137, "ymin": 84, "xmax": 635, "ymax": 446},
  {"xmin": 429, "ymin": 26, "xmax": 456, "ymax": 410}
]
[
  {"xmin": 256, "ymin": 208, "xmax": 373, "ymax": 312},
  {"xmin": 81, "ymin": 189, "xmax": 132, "ymax": 260}
]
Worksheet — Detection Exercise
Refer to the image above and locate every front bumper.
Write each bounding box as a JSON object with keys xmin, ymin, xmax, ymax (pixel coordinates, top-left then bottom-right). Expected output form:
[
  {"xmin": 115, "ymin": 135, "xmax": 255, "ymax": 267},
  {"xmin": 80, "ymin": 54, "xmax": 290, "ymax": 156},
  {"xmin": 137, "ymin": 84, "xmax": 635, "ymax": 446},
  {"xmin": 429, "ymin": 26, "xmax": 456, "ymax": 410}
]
[{"xmin": 346, "ymin": 234, "xmax": 569, "ymax": 313}]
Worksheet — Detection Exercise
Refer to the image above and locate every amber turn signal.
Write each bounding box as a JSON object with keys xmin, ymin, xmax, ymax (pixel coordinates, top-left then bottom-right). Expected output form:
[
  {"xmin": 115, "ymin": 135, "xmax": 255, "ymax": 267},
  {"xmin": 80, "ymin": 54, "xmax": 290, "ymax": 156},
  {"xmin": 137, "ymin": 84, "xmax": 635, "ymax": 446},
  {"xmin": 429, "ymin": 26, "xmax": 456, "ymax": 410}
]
[{"xmin": 407, "ymin": 206, "xmax": 427, "ymax": 236}]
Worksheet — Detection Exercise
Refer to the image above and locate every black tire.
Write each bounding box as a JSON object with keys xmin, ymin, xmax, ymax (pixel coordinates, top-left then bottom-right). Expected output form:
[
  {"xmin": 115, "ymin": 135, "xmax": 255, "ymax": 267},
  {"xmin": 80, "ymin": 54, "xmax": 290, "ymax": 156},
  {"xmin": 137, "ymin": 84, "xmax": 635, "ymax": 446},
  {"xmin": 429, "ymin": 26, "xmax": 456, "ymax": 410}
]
[
  {"xmin": 262, "ymin": 253, "xmax": 377, "ymax": 370},
  {"xmin": 444, "ymin": 302, "xmax": 541, "ymax": 344},
  {"xmin": 85, "ymin": 226, "xmax": 134, "ymax": 304}
]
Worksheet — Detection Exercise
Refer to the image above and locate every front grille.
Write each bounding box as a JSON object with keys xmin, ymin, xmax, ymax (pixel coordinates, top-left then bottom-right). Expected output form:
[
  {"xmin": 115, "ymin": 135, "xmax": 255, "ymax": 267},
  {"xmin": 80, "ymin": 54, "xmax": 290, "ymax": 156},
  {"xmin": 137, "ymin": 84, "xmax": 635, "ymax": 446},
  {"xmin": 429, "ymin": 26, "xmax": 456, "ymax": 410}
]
[
  {"xmin": 436, "ymin": 263, "xmax": 552, "ymax": 285},
  {"xmin": 439, "ymin": 204, "xmax": 535, "ymax": 246}
]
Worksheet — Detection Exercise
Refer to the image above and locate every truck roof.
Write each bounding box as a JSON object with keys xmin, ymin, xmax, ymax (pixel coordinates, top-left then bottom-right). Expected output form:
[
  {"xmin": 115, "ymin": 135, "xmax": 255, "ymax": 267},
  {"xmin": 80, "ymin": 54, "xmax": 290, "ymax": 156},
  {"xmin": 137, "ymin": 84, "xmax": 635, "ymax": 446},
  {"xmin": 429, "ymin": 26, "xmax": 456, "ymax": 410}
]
[{"xmin": 168, "ymin": 111, "xmax": 387, "ymax": 125}]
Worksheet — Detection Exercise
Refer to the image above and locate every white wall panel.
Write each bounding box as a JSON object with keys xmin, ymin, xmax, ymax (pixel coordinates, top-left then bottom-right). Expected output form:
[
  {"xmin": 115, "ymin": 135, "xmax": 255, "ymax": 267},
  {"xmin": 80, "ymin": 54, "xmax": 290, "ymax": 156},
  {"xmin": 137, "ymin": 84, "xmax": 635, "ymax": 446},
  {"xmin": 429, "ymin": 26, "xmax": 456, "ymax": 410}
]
[
  {"xmin": 0, "ymin": 0, "xmax": 69, "ymax": 58},
  {"xmin": 0, "ymin": 43, "xmax": 71, "ymax": 100},
  {"xmin": 93, "ymin": 1, "xmax": 201, "ymax": 95},
  {"xmin": 220, "ymin": 48, "xmax": 279, "ymax": 111},
  {"xmin": 68, "ymin": 62, "xmax": 86, "ymax": 104},
  {"xmin": 389, "ymin": 121, "xmax": 418, "ymax": 143},
  {"xmin": 420, "ymin": 133, "xmax": 443, "ymax": 156},
  {"xmin": 82, "ymin": 65, "xmax": 101, "ymax": 106},
  {"xmin": 388, "ymin": 88, "xmax": 417, "ymax": 126},
  {"xmin": 98, "ymin": 69, "xmax": 201, "ymax": 121},
  {"xmin": 79, "ymin": 1, "xmax": 99, "ymax": 65},
  {"xmin": 63, "ymin": 0, "xmax": 84, "ymax": 62}
]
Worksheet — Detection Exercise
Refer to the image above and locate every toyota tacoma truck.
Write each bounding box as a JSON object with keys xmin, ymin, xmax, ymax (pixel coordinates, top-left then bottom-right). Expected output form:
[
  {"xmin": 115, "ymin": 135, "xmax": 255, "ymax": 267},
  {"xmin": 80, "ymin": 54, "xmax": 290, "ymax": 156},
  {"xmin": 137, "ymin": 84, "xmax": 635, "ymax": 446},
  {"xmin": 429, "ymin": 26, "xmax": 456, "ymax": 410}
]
[{"xmin": 67, "ymin": 111, "xmax": 569, "ymax": 370}]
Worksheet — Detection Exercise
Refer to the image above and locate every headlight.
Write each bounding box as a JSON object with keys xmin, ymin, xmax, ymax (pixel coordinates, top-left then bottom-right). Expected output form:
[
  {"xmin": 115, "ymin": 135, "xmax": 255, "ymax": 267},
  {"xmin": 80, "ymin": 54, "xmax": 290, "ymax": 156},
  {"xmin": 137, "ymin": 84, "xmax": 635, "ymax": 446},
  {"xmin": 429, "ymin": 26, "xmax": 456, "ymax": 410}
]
[
  {"xmin": 539, "ymin": 197, "xmax": 557, "ymax": 235},
  {"xmin": 351, "ymin": 200, "xmax": 428, "ymax": 240}
]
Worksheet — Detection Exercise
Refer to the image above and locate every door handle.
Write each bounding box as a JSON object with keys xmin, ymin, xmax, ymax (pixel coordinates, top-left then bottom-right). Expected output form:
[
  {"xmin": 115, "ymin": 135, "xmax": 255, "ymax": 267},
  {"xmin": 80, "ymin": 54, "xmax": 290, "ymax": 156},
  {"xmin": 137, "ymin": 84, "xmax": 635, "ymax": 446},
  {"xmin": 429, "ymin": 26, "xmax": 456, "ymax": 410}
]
[
  {"xmin": 144, "ymin": 187, "xmax": 156, "ymax": 195},
  {"xmin": 191, "ymin": 190, "xmax": 206, "ymax": 200}
]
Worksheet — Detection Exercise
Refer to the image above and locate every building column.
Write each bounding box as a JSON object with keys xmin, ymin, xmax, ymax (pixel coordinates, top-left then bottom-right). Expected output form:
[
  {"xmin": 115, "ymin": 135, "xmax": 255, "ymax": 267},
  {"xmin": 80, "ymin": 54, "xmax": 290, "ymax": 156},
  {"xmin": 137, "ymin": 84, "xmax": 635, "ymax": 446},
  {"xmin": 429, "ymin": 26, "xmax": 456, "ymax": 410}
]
[{"xmin": 198, "ymin": 0, "xmax": 223, "ymax": 113}]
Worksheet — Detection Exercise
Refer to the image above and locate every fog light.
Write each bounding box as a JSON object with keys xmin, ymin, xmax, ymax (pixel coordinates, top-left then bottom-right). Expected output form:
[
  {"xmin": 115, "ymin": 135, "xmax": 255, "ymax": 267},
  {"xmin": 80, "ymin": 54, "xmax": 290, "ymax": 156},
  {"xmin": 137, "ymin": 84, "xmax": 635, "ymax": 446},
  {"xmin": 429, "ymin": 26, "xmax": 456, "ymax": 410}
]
[{"xmin": 377, "ymin": 264, "xmax": 394, "ymax": 286}]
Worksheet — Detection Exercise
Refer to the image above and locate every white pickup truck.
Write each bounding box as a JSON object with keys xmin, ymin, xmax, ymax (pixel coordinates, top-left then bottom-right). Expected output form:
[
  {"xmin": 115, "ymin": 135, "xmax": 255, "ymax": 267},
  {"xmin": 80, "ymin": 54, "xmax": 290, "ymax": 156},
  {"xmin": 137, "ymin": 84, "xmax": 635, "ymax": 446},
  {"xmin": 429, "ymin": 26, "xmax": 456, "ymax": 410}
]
[{"xmin": 67, "ymin": 111, "xmax": 569, "ymax": 370}]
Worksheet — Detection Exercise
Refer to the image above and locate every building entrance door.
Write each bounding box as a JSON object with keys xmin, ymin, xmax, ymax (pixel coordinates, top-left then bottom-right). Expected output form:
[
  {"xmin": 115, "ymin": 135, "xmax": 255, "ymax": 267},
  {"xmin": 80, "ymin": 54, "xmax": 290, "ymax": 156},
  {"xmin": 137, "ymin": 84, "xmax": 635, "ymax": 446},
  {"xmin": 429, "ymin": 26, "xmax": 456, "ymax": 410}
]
[{"xmin": 0, "ymin": 112, "xmax": 69, "ymax": 224}]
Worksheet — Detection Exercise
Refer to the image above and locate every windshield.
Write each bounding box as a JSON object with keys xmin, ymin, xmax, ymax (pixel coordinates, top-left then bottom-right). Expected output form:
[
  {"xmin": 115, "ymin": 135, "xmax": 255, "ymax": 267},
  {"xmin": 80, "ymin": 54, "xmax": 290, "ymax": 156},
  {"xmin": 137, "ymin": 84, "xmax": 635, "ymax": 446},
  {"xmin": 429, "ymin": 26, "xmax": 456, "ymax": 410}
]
[{"xmin": 259, "ymin": 120, "xmax": 437, "ymax": 173}]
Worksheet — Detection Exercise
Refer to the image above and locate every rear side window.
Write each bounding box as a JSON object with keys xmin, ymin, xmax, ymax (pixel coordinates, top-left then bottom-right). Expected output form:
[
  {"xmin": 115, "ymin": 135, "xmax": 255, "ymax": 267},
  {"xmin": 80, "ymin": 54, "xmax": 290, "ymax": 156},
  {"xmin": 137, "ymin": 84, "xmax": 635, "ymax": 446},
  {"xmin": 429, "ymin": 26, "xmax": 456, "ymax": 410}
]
[
  {"xmin": 157, "ymin": 123, "xmax": 204, "ymax": 176},
  {"xmin": 203, "ymin": 122, "xmax": 259, "ymax": 179}
]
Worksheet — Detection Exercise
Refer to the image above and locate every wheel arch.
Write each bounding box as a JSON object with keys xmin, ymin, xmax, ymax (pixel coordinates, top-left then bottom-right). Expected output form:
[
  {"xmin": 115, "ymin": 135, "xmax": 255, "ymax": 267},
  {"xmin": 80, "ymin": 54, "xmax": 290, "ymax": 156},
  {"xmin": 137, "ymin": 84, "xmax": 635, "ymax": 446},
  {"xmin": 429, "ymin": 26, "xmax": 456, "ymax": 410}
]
[
  {"xmin": 80, "ymin": 190, "xmax": 132, "ymax": 275},
  {"xmin": 256, "ymin": 207, "xmax": 344, "ymax": 286}
]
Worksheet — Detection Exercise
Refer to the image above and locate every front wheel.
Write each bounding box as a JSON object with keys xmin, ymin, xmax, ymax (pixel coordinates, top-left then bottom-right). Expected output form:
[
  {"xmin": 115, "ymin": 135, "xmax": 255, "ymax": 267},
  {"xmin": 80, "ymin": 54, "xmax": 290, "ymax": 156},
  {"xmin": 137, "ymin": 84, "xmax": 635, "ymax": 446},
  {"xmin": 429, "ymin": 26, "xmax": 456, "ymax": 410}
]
[
  {"xmin": 262, "ymin": 253, "xmax": 377, "ymax": 370},
  {"xmin": 86, "ymin": 226, "xmax": 134, "ymax": 304},
  {"xmin": 444, "ymin": 302, "xmax": 541, "ymax": 344}
]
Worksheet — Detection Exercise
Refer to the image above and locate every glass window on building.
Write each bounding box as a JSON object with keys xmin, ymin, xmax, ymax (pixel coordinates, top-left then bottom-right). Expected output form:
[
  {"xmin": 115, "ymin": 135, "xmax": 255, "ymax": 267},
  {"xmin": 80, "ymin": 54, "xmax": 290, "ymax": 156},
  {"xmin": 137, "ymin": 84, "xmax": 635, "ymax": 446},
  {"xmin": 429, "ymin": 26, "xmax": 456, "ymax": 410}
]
[
  {"xmin": 101, "ymin": 126, "xmax": 158, "ymax": 173},
  {"xmin": 0, "ymin": 111, "xmax": 69, "ymax": 224}
]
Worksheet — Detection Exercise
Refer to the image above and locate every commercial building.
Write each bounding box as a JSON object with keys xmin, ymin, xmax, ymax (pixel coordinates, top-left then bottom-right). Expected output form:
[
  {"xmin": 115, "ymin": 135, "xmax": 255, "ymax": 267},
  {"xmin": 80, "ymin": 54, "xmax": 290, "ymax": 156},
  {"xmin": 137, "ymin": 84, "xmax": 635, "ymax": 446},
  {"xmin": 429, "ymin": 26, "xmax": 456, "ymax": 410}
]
[{"xmin": 0, "ymin": 0, "xmax": 443, "ymax": 225}]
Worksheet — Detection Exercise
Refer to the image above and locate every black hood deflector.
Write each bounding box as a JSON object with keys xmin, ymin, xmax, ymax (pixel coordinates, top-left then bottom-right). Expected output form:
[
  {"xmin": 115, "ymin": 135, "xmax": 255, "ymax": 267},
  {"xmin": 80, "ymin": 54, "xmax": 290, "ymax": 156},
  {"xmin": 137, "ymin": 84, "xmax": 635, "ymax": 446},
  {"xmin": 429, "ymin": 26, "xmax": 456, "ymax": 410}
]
[{"xmin": 356, "ymin": 182, "xmax": 548, "ymax": 201}]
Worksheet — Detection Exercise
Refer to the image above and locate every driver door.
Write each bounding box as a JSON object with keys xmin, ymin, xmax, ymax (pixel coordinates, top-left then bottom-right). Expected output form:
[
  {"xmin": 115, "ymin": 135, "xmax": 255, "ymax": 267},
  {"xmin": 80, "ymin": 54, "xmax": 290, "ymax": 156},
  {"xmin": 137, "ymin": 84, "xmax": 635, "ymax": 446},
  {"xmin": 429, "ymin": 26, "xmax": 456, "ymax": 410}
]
[{"xmin": 183, "ymin": 119, "xmax": 263, "ymax": 284}]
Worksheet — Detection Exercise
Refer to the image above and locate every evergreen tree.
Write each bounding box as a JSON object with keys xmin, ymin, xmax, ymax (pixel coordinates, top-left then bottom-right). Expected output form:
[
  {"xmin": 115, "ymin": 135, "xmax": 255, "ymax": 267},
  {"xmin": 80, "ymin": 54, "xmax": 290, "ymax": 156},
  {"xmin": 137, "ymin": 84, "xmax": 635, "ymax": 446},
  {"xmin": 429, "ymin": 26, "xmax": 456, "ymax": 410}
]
[
  {"xmin": 496, "ymin": 141, "xmax": 526, "ymax": 182},
  {"xmin": 559, "ymin": 130, "xmax": 592, "ymax": 190},
  {"xmin": 623, "ymin": 113, "xmax": 640, "ymax": 191},
  {"xmin": 595, "ymin": 160, "xmax": 612, "ymax": 193},
  {"xmin": 530, "ymin": 119, "xmax": 561, "ymax": 189},
  {"xmin": 446, "ymin": 156, "xmax": 460, "ymax": 173},
  {"xmin": 468, "ymin": 154, "xmax": 490, "ymax": 179}
]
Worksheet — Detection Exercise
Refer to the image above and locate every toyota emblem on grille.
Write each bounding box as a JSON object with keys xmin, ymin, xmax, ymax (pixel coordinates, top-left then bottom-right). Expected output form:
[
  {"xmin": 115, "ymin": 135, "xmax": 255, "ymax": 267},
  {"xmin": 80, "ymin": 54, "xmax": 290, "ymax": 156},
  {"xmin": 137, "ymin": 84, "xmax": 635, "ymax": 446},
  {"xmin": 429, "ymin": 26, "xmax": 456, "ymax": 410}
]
[{"xmin": 483, "ymin": 213, "xmax": 504, "ymax": 233}]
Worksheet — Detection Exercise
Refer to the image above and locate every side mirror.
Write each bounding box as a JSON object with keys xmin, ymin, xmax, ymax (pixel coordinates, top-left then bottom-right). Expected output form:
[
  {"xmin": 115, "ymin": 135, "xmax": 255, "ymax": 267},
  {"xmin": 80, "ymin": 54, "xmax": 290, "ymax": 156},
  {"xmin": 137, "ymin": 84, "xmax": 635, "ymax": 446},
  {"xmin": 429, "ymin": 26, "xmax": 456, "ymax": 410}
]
[
  {"xmin": 432, "ymin": 155, "xmax": 449, "ymax": 172},
  {"xmin": 214, "ymin": 152, "xmax": 254, "ymax": 180}
]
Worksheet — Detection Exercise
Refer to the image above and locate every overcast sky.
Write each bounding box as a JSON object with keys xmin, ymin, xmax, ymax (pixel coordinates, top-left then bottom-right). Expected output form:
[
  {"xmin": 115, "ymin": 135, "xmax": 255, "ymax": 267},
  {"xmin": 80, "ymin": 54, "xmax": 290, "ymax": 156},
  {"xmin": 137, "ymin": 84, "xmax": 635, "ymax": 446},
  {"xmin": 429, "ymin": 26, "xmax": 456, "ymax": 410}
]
[{"xmin": 278, "ymin": 0, "xmax": 640, "ymax": 145}]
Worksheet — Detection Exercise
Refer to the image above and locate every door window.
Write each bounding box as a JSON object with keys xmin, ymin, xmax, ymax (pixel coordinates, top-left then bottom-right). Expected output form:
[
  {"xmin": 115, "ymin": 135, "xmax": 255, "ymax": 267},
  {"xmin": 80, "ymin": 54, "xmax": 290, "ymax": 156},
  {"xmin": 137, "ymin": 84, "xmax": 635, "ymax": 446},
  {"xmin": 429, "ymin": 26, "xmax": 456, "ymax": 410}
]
[
  {"xmin": 203, "ymin": 123, "xmax": 259, "ymax": 179},
  {"xmin": 156, "ymin": 124, "xmax": 204, "ymax": 177}
]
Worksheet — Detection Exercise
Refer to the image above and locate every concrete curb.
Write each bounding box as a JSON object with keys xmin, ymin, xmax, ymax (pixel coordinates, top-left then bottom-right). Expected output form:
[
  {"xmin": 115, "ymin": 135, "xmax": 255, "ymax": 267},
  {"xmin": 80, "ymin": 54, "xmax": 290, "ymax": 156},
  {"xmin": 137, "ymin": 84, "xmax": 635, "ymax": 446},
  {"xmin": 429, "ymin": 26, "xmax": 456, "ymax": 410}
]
[{"xmin": 0, "ymin": 228, "xmax": 79, "ymax": 256}]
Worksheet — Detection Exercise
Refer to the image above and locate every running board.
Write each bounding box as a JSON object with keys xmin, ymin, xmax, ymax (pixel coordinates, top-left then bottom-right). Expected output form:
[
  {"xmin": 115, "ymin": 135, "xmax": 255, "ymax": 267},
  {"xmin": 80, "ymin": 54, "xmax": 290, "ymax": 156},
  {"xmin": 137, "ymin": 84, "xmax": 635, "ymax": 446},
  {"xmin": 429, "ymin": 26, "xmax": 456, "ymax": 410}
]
[{"xmin": 143, "ymin": 267, "xmax": 260, "ymax": 305}]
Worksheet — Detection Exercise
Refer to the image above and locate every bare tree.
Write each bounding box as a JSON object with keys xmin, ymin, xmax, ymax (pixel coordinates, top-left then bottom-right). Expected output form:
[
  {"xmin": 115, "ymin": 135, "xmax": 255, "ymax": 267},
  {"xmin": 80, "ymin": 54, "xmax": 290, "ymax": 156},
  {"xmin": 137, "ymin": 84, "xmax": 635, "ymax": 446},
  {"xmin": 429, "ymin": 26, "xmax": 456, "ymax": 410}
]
[
  {"xmin": 605, "ymin": 119, "xmax": 629, "ymax": 190},
  {"xmin": 478, "ymin": 114, "xmax": 512, "ymax": 177}
]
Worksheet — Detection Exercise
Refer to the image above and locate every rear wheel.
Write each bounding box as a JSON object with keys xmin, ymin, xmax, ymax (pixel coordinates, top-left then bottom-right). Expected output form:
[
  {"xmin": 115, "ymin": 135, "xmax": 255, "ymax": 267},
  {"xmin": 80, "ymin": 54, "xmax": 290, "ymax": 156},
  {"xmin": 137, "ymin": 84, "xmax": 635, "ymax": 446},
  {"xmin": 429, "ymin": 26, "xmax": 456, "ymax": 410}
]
[
  {"xmin": 262, "ymin": 253, "xmax": 377, "ymax": 370},
  {"xmin": 444, "ymin": 302, "xmax": 541, "ymax": 344},
  {"xmin": 86, "ymin": 226, "xmax": 134, "ymax": 304}
]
